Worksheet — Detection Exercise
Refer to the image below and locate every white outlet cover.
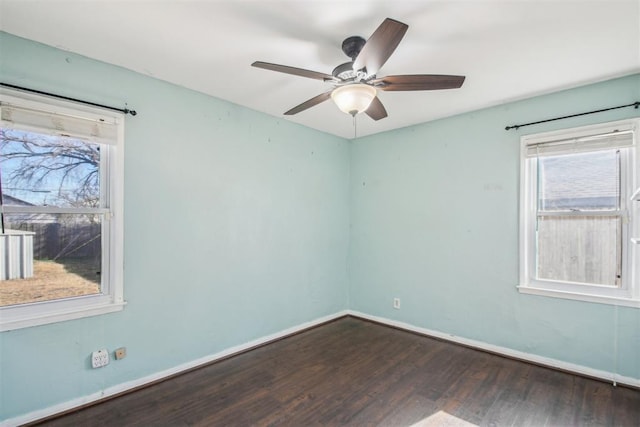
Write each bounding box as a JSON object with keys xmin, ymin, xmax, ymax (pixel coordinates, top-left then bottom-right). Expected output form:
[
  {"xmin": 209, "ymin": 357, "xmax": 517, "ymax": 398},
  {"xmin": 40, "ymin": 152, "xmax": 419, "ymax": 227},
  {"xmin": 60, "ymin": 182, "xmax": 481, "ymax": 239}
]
[{"xmin": 91, "ymin": 349, "xmax": 110, "ymax": 368}]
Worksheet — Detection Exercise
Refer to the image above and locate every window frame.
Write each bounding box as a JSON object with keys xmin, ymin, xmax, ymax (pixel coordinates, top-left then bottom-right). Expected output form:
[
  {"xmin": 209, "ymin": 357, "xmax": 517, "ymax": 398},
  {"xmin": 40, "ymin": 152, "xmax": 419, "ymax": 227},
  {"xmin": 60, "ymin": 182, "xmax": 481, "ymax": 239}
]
[
  {"xmin": 0, "ymin": 89, "xmax": 125, "ymax": 331},
  {"xmin": 518, "ymin": 118, "xmax": 640, "ymax": 308}
]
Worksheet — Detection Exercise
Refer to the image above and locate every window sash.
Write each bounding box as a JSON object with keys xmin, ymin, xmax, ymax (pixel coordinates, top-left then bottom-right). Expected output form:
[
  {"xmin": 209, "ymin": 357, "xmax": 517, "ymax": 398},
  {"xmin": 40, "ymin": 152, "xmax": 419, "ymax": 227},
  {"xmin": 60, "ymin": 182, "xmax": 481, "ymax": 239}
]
[
  {"xmin": 536, "ymin": 149, "xmax": 622, "ymax": 213},
  {"xmin": 1, "ymin": 205, "xmax": 110, "ymax": 215},
  {"xmin": 536, "ymin": 210, "xmax": 622, "ymax": 217},
  {"xmin": 1, "ymin": 211, "xmax": 111, "ymax": 301},
  {"xmin": 2, "ymin": 135, "xmax": 113, "ymax": 308},
  {"xmin": 0, "ymin": 88, "xmax": 124, "ymax": 331},
  {"xmin": 519, "ymin": 118, "xmax": 640, "ymax": 306},
  {"xmin": 526, "ymin": 152, "xmax": 630, "ymax": 291},
  {"xmin": 535, "ymin": 214, "xmax": 623, "ymax": 287}
]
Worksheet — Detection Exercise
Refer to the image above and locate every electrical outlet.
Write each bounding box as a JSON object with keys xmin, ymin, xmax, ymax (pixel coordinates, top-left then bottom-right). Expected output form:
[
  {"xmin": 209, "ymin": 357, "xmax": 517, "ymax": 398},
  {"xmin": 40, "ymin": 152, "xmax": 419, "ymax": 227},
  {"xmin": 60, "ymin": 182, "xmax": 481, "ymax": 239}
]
[
  {"xmin": 91, "ymin": 349, "xmax": 110, "ymax": 368},
  {"xmin": 393, "ymin": 298, "xmax": 401, "ymax": 309},
  {"xmin": 114, "ymin": 347, "xmax": 127, "ymax": 360}
]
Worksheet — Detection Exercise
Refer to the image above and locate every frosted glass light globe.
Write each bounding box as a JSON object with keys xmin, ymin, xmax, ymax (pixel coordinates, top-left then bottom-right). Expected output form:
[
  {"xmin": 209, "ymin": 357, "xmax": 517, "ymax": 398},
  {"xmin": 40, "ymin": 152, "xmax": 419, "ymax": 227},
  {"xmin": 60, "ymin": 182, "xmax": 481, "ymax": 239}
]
[{"xmin": 331, "ymin": 84, "xmax": 377, "ymax": 116}]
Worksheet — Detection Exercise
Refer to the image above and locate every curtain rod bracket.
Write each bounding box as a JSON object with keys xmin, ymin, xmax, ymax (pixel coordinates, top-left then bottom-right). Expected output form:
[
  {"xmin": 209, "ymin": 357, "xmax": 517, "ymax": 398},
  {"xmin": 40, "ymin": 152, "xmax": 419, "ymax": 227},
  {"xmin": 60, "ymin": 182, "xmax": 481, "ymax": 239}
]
[{"xmin": 0, "ymin": 82, "xmax": 138, "ymax": 116}]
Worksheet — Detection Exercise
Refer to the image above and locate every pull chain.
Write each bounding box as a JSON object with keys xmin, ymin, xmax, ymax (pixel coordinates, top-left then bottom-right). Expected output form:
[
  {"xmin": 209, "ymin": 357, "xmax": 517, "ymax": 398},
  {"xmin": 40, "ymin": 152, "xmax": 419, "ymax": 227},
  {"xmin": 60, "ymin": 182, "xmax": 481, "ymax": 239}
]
[{"xmin": 353, "ymin": 113, "xmax": 357, "ymax": 139}]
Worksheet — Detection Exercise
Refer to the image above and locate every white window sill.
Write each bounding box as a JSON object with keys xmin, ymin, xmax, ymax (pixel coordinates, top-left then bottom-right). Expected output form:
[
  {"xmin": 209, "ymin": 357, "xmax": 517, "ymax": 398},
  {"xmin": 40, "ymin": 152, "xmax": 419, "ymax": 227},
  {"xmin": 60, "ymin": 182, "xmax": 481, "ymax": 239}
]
[
  {"xmin": 0, "ymin": 300, "xmax": 126, "ymax": 332},
  {"xmin": 518, "ymin": 285, "xmax": 640, "ymax": 308}
]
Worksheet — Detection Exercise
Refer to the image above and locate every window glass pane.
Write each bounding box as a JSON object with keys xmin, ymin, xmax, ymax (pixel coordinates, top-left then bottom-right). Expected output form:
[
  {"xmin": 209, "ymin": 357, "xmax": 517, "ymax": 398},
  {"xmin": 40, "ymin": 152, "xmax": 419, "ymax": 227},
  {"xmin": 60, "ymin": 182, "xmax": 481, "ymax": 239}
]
[
  {"xmin": 538, "ymin": 150, "xmax": 619, "ymax": 211},
  {"xmin": 0, "ymin": 129, "xmax": 101, "ymax": 208},
  {"xmin": 536, "ymin": 215, "xmax": 620, "ymax": 286},
  {"xmin": 0, "ymin": 213, "xmax": 102, "ymax": 306}
]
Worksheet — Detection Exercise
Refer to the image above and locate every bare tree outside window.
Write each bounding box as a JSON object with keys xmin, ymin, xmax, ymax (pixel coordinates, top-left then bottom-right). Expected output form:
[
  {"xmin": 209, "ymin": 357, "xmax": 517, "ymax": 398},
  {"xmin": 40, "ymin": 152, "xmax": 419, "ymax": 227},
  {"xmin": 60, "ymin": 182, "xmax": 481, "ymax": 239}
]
[{"xmin": 1, "ymin": 129, "xmax": 99, "ymax": 208}]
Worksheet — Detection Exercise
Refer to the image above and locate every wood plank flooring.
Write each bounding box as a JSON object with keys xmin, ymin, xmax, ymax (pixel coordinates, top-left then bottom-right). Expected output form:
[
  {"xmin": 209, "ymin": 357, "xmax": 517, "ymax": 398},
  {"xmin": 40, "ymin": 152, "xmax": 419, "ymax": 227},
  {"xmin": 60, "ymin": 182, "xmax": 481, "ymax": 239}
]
[{"xmin": 32, "ymin": 316, "xmax": 640, "ymax": 426}]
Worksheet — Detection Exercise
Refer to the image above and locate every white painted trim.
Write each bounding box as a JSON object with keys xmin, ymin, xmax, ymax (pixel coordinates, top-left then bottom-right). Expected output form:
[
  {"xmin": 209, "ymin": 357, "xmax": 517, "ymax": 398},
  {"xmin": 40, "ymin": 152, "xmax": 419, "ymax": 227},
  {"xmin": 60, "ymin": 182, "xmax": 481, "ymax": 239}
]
[
  {"xmin": 517, "ymin": 285, "xmax": 640, "ymax": 308},
  {"xmin": 0, "ymin": 310, "xmax": 349, "ymax": 427},
  {"xmin": 0, "ymin": 301, "xmax": 127, "ymax": 332},
  {"xmin": 347, "ymin": 310, "xmax": 640, "ymax": 389}
]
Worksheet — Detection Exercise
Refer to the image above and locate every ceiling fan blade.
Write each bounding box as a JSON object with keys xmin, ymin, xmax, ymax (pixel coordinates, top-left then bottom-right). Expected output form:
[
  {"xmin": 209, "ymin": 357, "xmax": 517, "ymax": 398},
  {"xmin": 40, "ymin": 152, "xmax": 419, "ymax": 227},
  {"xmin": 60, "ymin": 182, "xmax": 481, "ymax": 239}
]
[
  {"xmin": 284, "ymin": 90, "xmax": 334, "ymax": 115},
  {"xmin": 352, "ymin": 18, "xmax": 408, "ymax": 76},
  {"xmin": 252, "ymin": 61, "xmax": 334, "ymax": 81},
  {"xmin": 373, "ymin": 74, "xmax": 466, "ymax": 91},
  {"xmin": 365, "ymin": 96, "xmax": 388, "ymax": 121}
]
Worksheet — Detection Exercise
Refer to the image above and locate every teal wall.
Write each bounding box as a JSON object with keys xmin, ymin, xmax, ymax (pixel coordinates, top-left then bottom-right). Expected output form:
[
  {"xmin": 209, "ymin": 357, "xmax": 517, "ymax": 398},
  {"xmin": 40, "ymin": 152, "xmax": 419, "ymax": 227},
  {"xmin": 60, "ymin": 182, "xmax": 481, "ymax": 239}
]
[
  {"xmin": 349, "ymin": 73, "xmax": 640, "ymax": 380},
  {"xmin": 1, "ymin": 30, "xmax": 639, "ymax": 423},
  {"xmin": 0, "ymin": 32, "xmax": 350, "ymax": 421}
]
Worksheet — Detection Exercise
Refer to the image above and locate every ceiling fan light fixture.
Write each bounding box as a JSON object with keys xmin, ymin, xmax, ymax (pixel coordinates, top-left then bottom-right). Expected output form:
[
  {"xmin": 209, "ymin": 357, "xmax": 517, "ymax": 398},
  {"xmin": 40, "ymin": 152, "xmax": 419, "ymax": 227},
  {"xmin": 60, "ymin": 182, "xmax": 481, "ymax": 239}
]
[{"xmin": 331, "ymin": 84, "xmax": 377, "ymax": 116}]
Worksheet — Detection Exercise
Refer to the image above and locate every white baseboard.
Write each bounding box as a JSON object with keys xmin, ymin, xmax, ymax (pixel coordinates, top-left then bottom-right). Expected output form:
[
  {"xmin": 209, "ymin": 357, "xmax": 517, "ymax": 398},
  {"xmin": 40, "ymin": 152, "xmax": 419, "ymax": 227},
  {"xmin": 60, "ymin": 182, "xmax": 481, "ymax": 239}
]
[
  {"xmin": 6, "ymin": 309, "xmax": 638, "ymax": 426},
  {"xmin": 347, "ymin": 310, "xmax": 640, "ymax": 389},
  {"xmin": 1, "ymin": 310, "xmax": 349, "ymax": 427}
]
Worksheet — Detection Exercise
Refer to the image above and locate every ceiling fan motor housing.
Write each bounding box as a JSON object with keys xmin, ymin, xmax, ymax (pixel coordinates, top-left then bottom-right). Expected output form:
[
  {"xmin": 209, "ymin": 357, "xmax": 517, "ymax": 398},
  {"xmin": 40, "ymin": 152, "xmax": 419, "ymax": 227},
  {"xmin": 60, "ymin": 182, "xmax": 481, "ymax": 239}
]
[
  {"xmin": 341, "ymin": 36, "xmax": 366, "ymax": 60},
  {"xmin": 332, "ymin": 36, "xmax": 368, "ymax": 81},
  {"xmin": 332, "ymin": 62, "xmax": 357, "ymax": 80}
]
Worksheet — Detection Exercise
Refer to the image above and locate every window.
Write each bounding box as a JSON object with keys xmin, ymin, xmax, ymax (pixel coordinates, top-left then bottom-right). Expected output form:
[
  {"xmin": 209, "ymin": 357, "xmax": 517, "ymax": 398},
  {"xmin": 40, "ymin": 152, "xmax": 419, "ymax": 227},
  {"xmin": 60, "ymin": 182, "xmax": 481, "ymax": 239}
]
[
  {"xmin": 519, "ymin": 118, "xmax": 640, "ymax": 307},
  {"xmin": 0, "ymin": 89, "xmax": 124, "ymax": 331}
]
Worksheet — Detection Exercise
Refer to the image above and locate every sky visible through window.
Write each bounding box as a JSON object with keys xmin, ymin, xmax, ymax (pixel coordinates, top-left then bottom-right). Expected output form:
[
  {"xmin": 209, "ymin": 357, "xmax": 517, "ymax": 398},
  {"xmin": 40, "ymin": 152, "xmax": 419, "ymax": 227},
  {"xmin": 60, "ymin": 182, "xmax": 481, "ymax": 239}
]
[{"xmin": 538, "ymin": 149, "xmax": 619, "ymax": 211}]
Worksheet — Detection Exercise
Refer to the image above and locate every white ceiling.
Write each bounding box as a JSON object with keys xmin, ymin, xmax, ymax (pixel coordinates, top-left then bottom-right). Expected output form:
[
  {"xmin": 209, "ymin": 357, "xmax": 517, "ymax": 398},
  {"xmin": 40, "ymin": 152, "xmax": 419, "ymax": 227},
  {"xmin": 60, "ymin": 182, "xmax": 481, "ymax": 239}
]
[{"xmin": 1, "ymin": 0, "xmax": 639, "ymax": 139}]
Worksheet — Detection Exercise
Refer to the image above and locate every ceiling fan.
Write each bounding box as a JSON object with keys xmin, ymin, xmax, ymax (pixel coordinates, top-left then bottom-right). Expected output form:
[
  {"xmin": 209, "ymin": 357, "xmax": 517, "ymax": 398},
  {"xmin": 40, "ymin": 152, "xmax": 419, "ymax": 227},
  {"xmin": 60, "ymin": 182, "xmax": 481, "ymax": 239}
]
[{"xmin": 252, "ymin": 18, "xmax": 465, "ymax": 121}]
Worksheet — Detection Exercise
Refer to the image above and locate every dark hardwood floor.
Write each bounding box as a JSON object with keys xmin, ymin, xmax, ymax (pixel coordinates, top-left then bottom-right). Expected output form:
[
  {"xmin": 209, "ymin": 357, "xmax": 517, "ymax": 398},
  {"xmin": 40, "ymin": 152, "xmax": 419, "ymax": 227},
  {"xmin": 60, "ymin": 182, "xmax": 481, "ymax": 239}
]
[{"xmin": 32, "ymin": 316, "xmax": 640, "ymax": 426}]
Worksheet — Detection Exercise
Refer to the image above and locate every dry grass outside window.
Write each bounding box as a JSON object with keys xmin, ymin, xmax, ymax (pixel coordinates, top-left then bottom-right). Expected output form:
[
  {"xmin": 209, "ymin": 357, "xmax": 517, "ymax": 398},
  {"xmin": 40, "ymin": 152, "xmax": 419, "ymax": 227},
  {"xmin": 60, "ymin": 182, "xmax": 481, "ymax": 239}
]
[{"xmin": 0, "ymin": 259, "xmax": 100, "ymax": 306}]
